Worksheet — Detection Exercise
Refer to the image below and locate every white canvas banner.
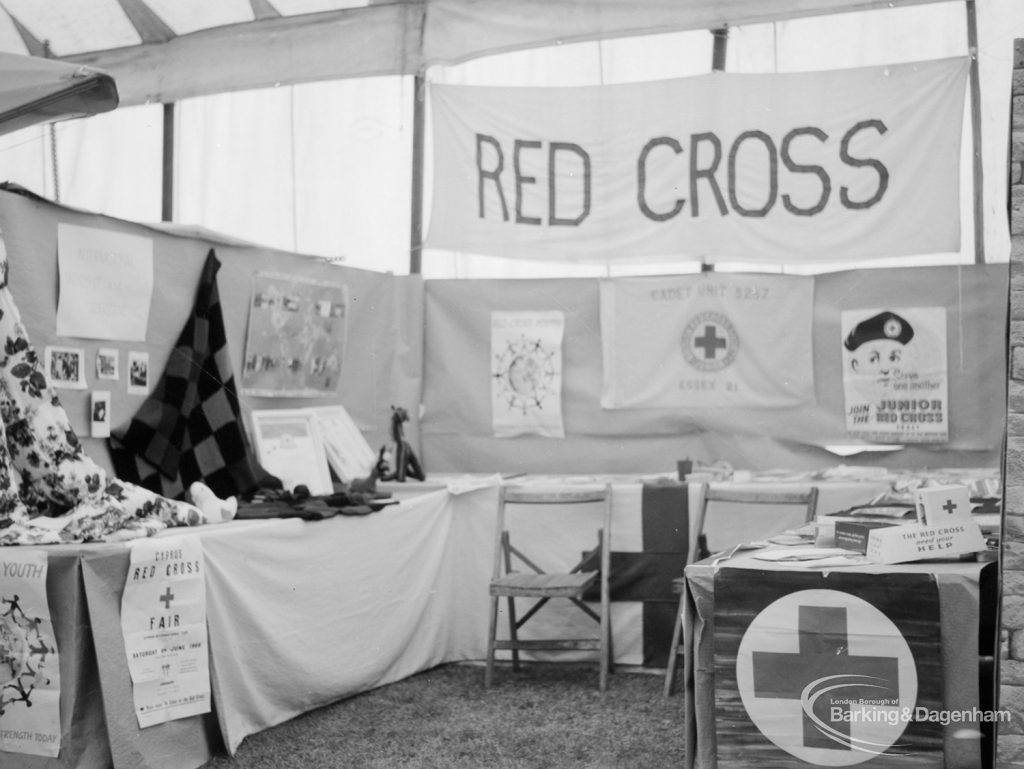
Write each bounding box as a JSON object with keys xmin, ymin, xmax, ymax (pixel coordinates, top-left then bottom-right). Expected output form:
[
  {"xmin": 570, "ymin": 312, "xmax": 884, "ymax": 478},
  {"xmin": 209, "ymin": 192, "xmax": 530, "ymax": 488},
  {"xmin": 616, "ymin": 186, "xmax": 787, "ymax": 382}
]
[
  {"xmin": 491, "ymin": 310, "xmax": 565, "ymax": 437},
  {"xmin": 600, "ymin": 275, "xmax": 815, "ymax": 409},
  {"xmin": 121, "ymin": 535, "xmax": 211, "ymax": 728},
  {"xmin": 841, "ymin": 307, "xmax": 948, "ymax": 443},
  {"xmin": 0, "ymin": 550, "xmax": 60, "ymax": 757},
  {"xmin": 56, "ymin": 223, "xmax": 154, "ymax": 341},
  {"xmin": 427, "ymin": 57, "xmax": 967, "ymax": 263}
]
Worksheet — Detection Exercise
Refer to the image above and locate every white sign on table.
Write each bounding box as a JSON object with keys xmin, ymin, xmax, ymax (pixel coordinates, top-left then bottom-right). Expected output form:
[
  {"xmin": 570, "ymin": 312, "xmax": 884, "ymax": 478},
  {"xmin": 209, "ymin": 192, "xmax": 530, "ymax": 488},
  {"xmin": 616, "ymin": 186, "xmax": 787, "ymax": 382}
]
[
  {"xmin": 0, "ymin": 549, "xmax": 60, "ymax": 756},
  {"xmin": 120, "ymin": 535, "xmax": 211, "ymax": 728}
]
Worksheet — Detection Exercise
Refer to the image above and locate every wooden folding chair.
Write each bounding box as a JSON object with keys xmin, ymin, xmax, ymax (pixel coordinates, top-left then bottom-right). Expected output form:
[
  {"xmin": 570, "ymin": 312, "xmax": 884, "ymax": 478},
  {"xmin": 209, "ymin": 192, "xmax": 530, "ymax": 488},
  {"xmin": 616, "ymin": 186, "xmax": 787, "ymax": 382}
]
[
  {"xmin": 485, "ymin": 483, "xmax": 613, "ymax": 691},
  {"xmin": 662, "ymin": 484, "xmax": 819, "ymax": 696}
]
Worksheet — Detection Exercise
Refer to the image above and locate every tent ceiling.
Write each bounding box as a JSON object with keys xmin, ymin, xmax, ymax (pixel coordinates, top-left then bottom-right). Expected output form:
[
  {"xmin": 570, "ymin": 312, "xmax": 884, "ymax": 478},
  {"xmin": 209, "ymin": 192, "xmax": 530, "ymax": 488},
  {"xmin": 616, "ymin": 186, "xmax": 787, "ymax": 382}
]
[
  {"xmin": 0, "ymin": 51, "xmax": 117, "ymax": 135},
  {"xmin": 0, "ymin": 0, "xmax": 958, "ymax": 106}
]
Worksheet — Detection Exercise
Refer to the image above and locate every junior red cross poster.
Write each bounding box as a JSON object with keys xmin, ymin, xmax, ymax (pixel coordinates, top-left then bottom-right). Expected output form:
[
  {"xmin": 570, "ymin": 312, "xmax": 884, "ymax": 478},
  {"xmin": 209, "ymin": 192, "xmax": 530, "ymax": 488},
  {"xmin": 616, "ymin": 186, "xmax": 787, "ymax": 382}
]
[
  {"xmin": 0, "ymin": 550, "xmax": 60, "ymax": 757},
  {"xmin": 841, "ymin": 307, "xmax": 948, "ymax": 443},
  {"xmin": 120, "ymin": 535, "xmax": 210, "ymax": 728},
  {"xmin": 600, "ymin": 274, "xmax": 815, "ymax": 409}
]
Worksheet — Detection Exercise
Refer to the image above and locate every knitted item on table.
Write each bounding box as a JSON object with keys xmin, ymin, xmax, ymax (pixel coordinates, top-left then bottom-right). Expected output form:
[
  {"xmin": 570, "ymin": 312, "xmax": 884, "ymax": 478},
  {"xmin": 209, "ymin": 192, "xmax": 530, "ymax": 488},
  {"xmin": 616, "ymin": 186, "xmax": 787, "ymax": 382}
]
[{"xmin": 110, "ymin": 249, "xmax": 277, "ymax": 501}]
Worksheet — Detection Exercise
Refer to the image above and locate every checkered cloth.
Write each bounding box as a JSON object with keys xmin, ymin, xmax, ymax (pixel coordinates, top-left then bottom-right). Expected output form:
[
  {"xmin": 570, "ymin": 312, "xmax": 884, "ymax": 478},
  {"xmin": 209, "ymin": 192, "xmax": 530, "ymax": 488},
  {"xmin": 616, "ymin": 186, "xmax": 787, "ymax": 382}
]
[{"xmin": 110, "ymin": 250, "xmax": 277, "ymax": 500}]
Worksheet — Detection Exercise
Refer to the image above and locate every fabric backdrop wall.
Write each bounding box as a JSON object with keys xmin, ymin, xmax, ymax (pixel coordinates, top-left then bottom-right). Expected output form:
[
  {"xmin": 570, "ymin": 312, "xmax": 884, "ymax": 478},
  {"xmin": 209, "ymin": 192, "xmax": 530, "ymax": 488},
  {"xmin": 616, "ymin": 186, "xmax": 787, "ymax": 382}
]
[
  {"xmin": 421, "ymin": 264, "xmax": 1007, "ymax": 474},
  {"xmin": 0, "ymin": 186, "xmax": 424, "ymax": 479},
  {"xmin": 0, "ymin": 184, "xmax": 1005, "ymax": 480}
]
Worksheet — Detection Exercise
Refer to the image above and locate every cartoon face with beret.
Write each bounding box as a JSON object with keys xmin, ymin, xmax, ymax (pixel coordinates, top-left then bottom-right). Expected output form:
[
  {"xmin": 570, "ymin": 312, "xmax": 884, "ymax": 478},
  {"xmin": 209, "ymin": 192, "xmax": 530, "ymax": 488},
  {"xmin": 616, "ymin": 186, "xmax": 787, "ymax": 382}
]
[{"xmin": 843, "ymin": 310, "xmax": 914, "ymax": 387}]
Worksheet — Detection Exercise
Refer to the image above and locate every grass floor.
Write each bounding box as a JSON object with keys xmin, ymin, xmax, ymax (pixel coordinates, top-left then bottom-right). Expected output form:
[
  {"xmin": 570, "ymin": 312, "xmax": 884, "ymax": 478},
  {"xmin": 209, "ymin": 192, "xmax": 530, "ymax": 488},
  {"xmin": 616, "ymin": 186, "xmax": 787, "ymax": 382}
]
[{"xmin": 199, "ymin": 662, "xmax": 686, "ymax": 769}]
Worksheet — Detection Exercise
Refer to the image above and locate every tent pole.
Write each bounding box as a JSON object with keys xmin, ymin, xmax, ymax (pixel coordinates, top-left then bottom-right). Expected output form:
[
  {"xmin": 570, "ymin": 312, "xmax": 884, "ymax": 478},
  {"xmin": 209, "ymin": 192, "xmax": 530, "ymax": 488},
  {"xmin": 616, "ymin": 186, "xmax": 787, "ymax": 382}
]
[
  {"xmin": 410, "ymin": 73, "xmax": 426, "ymax": 274},
  {"xmin": 965, "ymin": 0, "xmax": 984, "ymax": 264},
  {"xmin": 711, "ymin": 27, "xmax": 728, "ymax": 72},
  {"xmin": 702, "ymin": 27, "xmax": 729, "ymax": 273},
  {"xmin": 162, "ymin": 102, "xmax": 174, "ymax": 222}
]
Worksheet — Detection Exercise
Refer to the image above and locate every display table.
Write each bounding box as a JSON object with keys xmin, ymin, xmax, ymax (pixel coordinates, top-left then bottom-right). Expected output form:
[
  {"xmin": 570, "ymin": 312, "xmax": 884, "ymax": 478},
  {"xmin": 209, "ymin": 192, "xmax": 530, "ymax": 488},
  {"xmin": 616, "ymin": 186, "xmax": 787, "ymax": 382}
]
[
  {"xmin": 0, "ymin": 473, "xmax": 941, "ymax": 769},
  {"xmin": 682, "ymin": 548, "xmax": 996, "ymax": 769},
  {"xmin": 487, "ymin": 474, "xmax": 892, "ymax": 667},
  {"xmin": 7, "ymin": 484, "xmax": 498, "ymax": 769}
]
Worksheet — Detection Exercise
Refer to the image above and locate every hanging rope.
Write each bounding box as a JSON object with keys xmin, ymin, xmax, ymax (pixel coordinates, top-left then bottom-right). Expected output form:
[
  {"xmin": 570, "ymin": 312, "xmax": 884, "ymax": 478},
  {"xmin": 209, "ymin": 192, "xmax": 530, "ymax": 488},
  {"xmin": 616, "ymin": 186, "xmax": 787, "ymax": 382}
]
[
  {"xmin": 48, "ymin": 122, "xmax": 60, "ymax": 203},
  {"xmin": 42, "ymin": 39, "xmax": 60, "ymax": 202}
]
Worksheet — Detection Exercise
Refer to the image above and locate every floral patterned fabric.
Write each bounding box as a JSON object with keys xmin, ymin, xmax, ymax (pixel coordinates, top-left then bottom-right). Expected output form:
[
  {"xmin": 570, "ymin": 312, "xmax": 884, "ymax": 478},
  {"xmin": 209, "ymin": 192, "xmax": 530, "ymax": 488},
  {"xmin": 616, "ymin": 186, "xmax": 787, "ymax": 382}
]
[{"xmin": 0, "ymin": 262, "xmax": 214, "ymax": 545}]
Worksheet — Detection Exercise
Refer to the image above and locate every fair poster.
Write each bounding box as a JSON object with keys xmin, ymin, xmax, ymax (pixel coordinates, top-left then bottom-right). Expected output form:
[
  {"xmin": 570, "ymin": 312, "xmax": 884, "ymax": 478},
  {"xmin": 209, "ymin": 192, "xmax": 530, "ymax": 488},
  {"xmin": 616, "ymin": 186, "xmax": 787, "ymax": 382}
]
[
  {"xmin": 841, "ymin": 307, "xmax": 948, "ymax": 443},
  {"xmin": 241, "ymin": 272, "xmax": 348, "ymax": 397},
  {"xmin": 491, "ymin": 310, "xmax": 565, "ymax": 438},
  {"xmin": 600, "ymin": 274, "xmax": 815, "ymax": 409},
  {"xmin": 56, "ymin": 223, "xmax": 154, "ymax": 341},
  {"xmin": 120, "ymin": 535, "xmax": 210, "ymax": 728},
  {"xmin": 0, "ymin": 550, "xmax": 60, "ymax": 757}
]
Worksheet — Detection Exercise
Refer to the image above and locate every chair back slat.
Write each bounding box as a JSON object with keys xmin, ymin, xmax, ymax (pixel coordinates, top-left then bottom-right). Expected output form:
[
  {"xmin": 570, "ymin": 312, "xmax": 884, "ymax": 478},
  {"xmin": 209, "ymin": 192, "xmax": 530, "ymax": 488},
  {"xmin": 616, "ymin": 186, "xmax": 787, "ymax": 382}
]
[
  {"xmin": 503, "ymin": 487, "xmax": 610, "ymax": 505},
  {"xmin": 696, "ymin": 484, "xmax": 820, "ymax": 556}
]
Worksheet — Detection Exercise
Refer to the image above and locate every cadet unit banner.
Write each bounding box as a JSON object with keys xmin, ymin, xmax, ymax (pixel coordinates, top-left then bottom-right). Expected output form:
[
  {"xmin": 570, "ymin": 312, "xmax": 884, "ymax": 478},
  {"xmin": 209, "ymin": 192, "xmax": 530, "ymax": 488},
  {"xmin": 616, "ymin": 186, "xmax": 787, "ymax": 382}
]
[
  {"xmin": 600, "ymin": 274, "xmax": 815, "ymax": 409},
  {"xmin": 426, "ymin": 58, "xmax": 968, "ymax": 263}
]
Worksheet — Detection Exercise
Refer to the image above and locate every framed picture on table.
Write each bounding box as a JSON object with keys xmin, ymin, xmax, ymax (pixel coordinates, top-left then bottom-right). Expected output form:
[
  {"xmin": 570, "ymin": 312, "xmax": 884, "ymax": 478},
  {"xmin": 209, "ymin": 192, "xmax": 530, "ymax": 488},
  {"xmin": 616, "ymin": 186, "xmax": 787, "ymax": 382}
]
[
  {"xmin": 310, "ymin": 406, "xmax": 377, "ymax": 483},
  {"xmin": 249, "ymin": 409, "xmax": 333, "ymax": 496}
]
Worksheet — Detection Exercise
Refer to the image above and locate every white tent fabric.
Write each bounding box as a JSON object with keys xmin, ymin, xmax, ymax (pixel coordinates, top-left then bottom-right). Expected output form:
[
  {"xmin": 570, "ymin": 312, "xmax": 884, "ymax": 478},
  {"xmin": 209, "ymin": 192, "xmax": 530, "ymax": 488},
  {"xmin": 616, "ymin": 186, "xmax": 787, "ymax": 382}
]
[
  {"xmin": 0, "ymin": 51, "xmax": 117, "ymax": 136},
  {"xmin": 0, "ymin": 1, "xmax": 1018, "ymax": 278},
  {"xmin": 0, "ymin": 0, "xmax": 959, "ymax": 106}
]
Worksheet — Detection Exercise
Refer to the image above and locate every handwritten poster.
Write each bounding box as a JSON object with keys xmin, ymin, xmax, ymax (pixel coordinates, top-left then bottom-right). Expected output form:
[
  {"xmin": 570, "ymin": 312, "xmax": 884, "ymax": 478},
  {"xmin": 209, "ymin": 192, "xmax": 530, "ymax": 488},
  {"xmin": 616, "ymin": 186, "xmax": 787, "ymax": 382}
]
[
  {"xmin": 0, "ymin": 550, "xmax": 60, "ymax": 757},
  {"xmin": 120, "ymin": 535, "xmax": 210, "ymax": 728},
  {"xmin": 491, "ymin": 310, "xmax": 565, "ymax": 438},
  {"xmin": 841, "ymin": 307, "xmax": 948, "ymax": 443},
  {"xmin": 56, "ymin": 223, "xmax": 154, "ymax": 341},
  {"xmin": 241, "ymin": 273, "xmax": 348, "ymax": 397}
]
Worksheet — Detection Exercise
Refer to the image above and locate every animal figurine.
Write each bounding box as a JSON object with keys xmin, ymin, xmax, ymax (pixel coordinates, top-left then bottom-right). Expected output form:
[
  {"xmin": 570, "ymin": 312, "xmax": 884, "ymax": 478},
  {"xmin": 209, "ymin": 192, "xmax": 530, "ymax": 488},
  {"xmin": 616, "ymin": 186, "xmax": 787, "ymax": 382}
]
[{"xmin": 378, "ymin": 406, "xmax": 425, "ymax": 482}]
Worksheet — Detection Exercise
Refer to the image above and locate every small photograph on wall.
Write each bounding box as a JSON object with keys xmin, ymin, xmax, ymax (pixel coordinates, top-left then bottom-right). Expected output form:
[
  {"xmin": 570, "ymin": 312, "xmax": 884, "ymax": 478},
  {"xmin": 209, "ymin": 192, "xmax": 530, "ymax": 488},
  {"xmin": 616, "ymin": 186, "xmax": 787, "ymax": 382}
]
[
  {"xmin": 91, "ymin": 390, "xmax": 111, "ymax": 438},
  {"xmin": 127, "ymin": 351, "xmax": 150, "ymax": 395},
  {"xmin": 44, "ymin": 346, "xmax": 86, "ymax": 390},
  {"xmin": 841, "ymin": 307, "xmax": 948, "ymax": 443},
  {"xmin": 96, "ymin": 348, "xmax": 119, "ymax": 380}
]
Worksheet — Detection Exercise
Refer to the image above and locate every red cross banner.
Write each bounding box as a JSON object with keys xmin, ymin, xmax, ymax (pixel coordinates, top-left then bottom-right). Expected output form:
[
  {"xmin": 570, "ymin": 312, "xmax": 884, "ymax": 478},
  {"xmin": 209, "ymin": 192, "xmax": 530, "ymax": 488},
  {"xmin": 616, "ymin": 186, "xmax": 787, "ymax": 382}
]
[
  {"xmin": 713, "ymin": 568, "xmax": 944, "ymax": 768},
  {"xmin": 600, "ymin": 274, "xmax": 815, "ymax": 409},
  {"xmin": 120, "ymin": 535, "xmax": 211, "ymax": 728},
  {"xmin": 426, "ymin": 58, "xmax": 967, "ymax": 264}
]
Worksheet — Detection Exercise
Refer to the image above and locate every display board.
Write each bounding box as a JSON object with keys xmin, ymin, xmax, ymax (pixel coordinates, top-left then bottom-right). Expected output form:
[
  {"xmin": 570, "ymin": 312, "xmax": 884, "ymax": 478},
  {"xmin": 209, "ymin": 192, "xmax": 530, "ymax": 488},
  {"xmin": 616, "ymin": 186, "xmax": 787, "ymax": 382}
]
[
  {"xmin": 0, "ymin": 186, "xmax": 423, "ymax": 477},
  {"xmin": 421, "ymin": 265, "xmax": 1007, "ymax": 474}
]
